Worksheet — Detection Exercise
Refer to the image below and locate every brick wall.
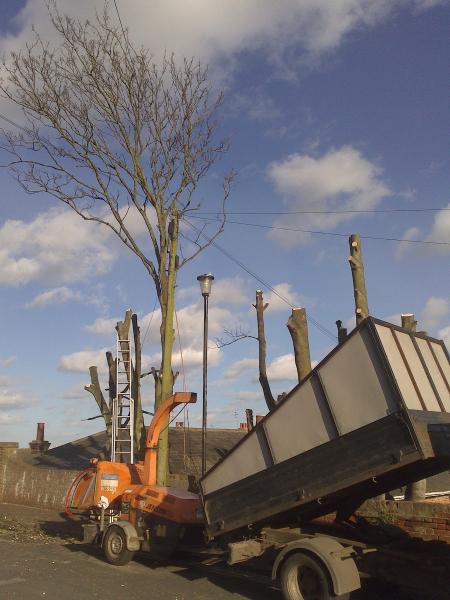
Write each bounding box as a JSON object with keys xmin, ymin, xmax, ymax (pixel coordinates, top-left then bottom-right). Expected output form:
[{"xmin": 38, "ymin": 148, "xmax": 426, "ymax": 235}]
[
  {"xmin": 358, "ymin": 498, "xmax": 450, "ymax": 543},
  {"xmin": 314, "ymin": 498, "xmax": 450, "ymax": 543},
  {"xmin": 0, "ymin": 444, "xmax": 78, "ymax": 510}
]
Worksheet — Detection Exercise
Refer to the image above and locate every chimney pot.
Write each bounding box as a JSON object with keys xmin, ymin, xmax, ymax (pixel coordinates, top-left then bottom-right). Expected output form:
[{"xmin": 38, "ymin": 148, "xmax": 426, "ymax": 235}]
[
  {"xmin": 29, "ymin": 422, "xmax": 50, "ymax": 455},
  {"xmin": 36, "ymin": 422, "xmax": 45, "ymax": 442}
]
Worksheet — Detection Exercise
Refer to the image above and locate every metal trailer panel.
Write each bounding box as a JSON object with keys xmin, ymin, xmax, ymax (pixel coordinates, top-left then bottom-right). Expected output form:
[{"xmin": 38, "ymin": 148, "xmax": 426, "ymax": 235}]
[
  {"xmin": 263, "ymin": 378, "xmax": 336, "ymax": 465},
  {"xmin": 318, "ymin": 327, "xmax": 397, "ymax": 435},
  {"xmin": 374, "ymin": 325, "xmax": 423, "ymax": 410},
  {"xmin": 200, "ymin": 318, "xmax": 450, "ymax": 537}
]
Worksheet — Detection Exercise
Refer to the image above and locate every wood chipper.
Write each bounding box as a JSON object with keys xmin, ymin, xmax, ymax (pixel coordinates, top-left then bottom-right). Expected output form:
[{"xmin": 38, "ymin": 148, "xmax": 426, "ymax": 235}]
[{"xmin": 65, "ymin": 391, "xmax": 205, "ymax": 562}]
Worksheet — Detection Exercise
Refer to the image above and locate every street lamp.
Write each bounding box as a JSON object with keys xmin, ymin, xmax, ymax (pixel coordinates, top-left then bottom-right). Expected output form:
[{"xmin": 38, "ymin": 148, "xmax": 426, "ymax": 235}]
[{"xmin": 197, "ymin": 273, "xmax": 214, "ymax": 476}]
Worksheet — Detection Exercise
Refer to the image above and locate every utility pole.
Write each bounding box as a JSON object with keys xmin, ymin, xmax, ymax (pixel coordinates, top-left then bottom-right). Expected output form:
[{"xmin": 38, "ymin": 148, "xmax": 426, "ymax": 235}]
[
  {"xmin": 348, "ymin": 234, "xmax": 369, "ymax": 325},
  {"xmin": 402, "ymin": 313, "xmax": 427, "ymax": 501},
  {"xmin": 287, "ymin": 307, "xmax": 312, "ymax": 383}
]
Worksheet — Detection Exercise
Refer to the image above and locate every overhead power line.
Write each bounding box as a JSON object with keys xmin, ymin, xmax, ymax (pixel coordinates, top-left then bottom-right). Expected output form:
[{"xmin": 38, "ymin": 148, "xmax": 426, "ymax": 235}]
[
  {"xmin": 0, "ymin": 111, "xmax": 447, "ymax": 248},
  {"xmin": 182, "ymin": 217, "xmax": 337, "ymax": 342},
  {"xmin": 195, "ymin": 207, "xmax": 450, "ymax": 215},
  {"xmin": 189, "ymin": 215, "xmax": 450, "ymax": 247}
]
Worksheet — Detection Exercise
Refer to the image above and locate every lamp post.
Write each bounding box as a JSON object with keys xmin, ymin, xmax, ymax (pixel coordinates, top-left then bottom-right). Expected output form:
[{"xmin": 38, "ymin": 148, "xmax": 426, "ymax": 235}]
[{"xmin": 197, "ymin": 273, "xmax": 214, "ymax": 476}]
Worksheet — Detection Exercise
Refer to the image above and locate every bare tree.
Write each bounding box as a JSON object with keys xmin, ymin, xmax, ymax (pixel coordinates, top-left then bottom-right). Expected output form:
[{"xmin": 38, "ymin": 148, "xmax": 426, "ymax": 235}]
[
  {"xmin": 216, "ymin": 290, "xmax": 277, "ymax": 411},
  {"xmin": 0, "ymin": 3, "xmax": 233, "ymax": 484},
  {"xmin": 85, "ymin": 309, "xmax": 148, "ymax": 461}
]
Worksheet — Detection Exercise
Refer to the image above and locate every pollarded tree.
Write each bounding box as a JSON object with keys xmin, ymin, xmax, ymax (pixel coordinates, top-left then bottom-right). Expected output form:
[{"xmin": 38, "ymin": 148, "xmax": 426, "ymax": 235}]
[{"xmin": 0, "ymin": 3, "xmax": 233, "ymax": 484}]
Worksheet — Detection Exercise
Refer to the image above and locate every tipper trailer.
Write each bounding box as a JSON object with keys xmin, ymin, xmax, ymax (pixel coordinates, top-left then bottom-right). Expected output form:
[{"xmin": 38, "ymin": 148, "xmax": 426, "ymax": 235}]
[{"xmin": 66, "ymin": 317, "xmax": 450, "ymax": 600}]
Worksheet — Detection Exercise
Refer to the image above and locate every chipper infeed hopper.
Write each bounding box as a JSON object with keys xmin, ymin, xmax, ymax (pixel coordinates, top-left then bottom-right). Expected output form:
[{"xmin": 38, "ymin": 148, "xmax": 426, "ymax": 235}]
[{"xmin": 200, "ymin": 317, "xmax": 450, "ymax": 538}]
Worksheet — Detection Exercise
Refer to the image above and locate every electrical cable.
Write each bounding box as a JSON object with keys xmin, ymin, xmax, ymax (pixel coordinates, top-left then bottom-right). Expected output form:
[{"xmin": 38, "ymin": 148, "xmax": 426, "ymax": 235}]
[
  {"xmin": 195, "ymin": 207, "xmax": 450, "ymax": 215},
  {"xmin": 182, "ymin": 217, "xmax": 337, "ymax": 341},
  {"xmin": 188, "ymin": 215, "xmax": 450, "ymax": 247}
]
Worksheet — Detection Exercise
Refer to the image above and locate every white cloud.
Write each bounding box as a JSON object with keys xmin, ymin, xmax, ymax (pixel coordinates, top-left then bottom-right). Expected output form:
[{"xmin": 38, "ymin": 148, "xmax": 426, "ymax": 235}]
[
  {"xmin": 382, "ymin": 313, "xmax": 402, "ymax": 327},
  {"xmin": 421, "ymin": 297, "xmax": 449, "ymax": 331},
  {"xmin": 62, "ymin": 383, "xmax": 90, "ymax": 400},
  {"xmin": 232, "ymin": 91, "xmax": 282, "ymax": 121},
  {"xmin": 395, "ymin": 226, "xmax": 422, "ymax": 259},
  {"xmin": 264, "ymin": 283, "xmax": 309, "ymax": 312},
  {"xmin": 176, "ymin": 277, "xmax": 252, "ymax": 307},
  {"xmin": 58, "ymin": 348, "xmax": 111, "ymax": 374},
  {"xmin": 0, "ymin": 355, "xmax": 16, "ymax": 368},
  {"xmin": 414, "ymin": 0, "xmax": 448, "ymax": 10},
  {"xmin": 267, "ymin": 353, "xmax": 298, "ymax": 381},
  {"xmin": 172, "ymin": 346, "xmax": 222, "ymax": 371},
  {"xmin": 0, "ymin": 1, "xmax": 444, "ymax": 94},
  {"xmin": 224, "ymin": 358, "xmax": 259, "ymax": 380},
  {"xmin": 426, "ymin": 203, "xmax": 450, "ymax": 253},
  {"xmin": 0, "ymin": 414, "xmax": 24, "ymax": 425},
  {"xmin": 0, "ymin": 208, "xmax": 116, "ymax": 287},
  {"xmin": 210, "ymin": 277, "xmax": 253, "ymax": 306},
  {"xmin": 85, "ymin": 317, "xmax": 120, "ymax": 336},
  {"xmin": 0, "ymin": 390, "xmax": 33, "ymax": 409},
  {"xmin": 438, "ymin": 324, "xmax": 450, "ymax": 348},
  {"xmin": 25, "ymin": 286, "xmax": 82, "ymax": 308},
  {"xmin": 397, "ymin": 204, "xmax": 450, "ymax": 258},
  {"xmin": 267, "ymin": 146, "xmax": 390, "ymax": 247},
  {"xmin": 230, "ymin": 390, "xmax": 264, "ymax": 403}
]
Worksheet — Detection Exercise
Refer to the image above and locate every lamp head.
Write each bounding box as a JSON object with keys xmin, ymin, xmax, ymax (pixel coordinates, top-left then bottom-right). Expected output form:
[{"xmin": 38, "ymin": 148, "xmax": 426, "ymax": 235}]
[{"xmin": 197, "ymin": 273, "xmax": 214, "ymax": 297}]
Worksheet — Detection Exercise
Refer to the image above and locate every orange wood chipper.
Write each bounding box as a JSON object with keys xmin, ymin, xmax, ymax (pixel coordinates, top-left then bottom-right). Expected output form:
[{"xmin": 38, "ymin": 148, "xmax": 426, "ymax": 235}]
[{"xmin": 65, "ymin": 391, "xmax": 205, "ymax": 564}]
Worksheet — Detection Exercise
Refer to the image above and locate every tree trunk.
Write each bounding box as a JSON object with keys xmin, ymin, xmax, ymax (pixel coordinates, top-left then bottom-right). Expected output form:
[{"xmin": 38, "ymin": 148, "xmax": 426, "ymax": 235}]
[
  {"xmin": 348, "ymin": 234, "xmax": 369, "ymax": 325},
  {"xmin": 287, "ymin": 307, "xmax": 311, "ymax": 383},
  {"xmin": 253, "ymin": 290, "xmax": 276, "ymax": 411},
  {"xmin": 156, "ymin": 213, "xmax": 179, "ymax": 485},
  {"xmin": 106, "ymin": 351, "xmax": 116, "ymax": 412},
  {"xmin": 402, "ymin": 313, "xmax": 426, "ymax": 501},
  {"xmin": 132, "ymin": 313, "xmax": 146, "ymax": 460},
  {"xmin": 85, "ymin": 366, "xmax": 112, "ymax": 459}
]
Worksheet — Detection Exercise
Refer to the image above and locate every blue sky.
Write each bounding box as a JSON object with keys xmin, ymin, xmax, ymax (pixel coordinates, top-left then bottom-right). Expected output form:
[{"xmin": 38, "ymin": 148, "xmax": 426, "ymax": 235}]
[{"xmin": 0, "ymin": 0, "xmax": 449, "ymax": 448}]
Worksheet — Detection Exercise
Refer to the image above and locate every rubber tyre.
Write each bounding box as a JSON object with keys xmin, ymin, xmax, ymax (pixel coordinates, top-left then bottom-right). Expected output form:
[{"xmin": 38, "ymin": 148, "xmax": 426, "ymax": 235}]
[
  {"xmin": 103, "ymin": 526, "xmax": 135, "ymax": 566},
  {"xmin": 280, "ymin": 553, "xmax": 349, "ymax": 600}
]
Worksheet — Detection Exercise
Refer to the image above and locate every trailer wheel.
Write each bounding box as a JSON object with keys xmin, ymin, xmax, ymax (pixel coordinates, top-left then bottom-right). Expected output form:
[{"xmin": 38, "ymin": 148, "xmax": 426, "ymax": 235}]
[
  {"xmin": 280, "ymin": 553, "xmax": 349, "ymax": 600},
  {"xmin": 103, "ymin": 526, "xmax": 135, "ymax": 566}
]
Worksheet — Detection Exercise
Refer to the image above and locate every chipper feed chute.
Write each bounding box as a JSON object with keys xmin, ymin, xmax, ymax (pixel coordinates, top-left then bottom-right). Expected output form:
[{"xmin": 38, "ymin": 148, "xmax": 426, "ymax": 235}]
[{"xmin": 200, "ymin": 317, "xmax": 450, "ymax": 538}]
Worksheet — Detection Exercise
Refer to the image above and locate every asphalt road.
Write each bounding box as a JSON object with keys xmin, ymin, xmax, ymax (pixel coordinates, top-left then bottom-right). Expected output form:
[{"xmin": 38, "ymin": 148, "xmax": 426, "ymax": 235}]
[
  {"xmin": 0, "ymin": 538, "xmax": 279, "ymax": 600},
  {"xmin": 0, "ymin": 536, "xmax": 412, "ymax": 600},
  {"xmin": 0, "ymin": 503, "xmax": 417, "ymax": 600}
]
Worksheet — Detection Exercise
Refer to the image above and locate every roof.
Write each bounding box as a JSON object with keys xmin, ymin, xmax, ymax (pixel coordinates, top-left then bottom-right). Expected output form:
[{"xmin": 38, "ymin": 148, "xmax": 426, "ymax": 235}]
[
  {"xmin": 25, "ymin": 428, "xmax": 450, "ymax": 493},
  {"xmin": 31, "ymin": 427, "xmax": 246, "ymax": 474}
]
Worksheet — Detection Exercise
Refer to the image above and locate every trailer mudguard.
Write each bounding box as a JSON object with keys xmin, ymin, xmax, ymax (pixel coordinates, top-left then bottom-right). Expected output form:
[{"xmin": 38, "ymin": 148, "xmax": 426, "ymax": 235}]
[
  {"xmin": 105, "ymin": 521, "xmax": 141, "ymax": 552},
  {"xmin": 272, "ymin": 536, "xmax": 360, "ymax": 597}
]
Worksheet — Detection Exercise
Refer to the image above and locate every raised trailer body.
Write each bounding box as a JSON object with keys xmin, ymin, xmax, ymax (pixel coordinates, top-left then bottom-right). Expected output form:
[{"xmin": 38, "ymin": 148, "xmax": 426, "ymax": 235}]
[{"xmin": 200, "ymin": 318, "xmax": 450, "ymax": 538}]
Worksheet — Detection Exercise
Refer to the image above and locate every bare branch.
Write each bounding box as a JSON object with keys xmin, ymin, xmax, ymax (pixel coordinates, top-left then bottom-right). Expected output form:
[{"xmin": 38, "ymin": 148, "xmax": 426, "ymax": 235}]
[{"xmin": 214, "ymin": 327, "xmax": 258, "ymax": 349}]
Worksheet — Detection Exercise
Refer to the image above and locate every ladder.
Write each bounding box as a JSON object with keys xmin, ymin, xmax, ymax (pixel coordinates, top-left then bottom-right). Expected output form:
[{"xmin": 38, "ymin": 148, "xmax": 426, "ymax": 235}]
[{"xmin": 111, "ymin": 332, "xmax": 134, "ymax": 463}]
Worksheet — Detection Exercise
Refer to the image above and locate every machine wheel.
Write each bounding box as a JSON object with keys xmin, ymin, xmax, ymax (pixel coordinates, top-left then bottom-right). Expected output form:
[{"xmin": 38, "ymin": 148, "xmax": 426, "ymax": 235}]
[
  {"xmin": 103, "ymin": 526, "xmax": 135, "ymax": 566},
  {"xmin": 280, "ymin": 552, "xmax": 349, "ymax": 600}
]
